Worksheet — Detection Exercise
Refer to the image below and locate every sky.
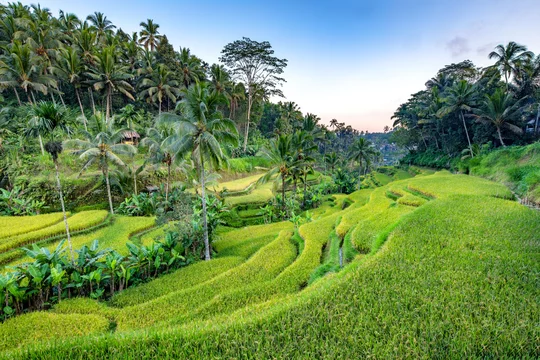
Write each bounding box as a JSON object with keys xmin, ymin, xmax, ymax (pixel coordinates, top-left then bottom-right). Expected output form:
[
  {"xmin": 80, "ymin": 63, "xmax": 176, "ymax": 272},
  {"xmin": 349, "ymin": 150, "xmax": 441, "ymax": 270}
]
[{"xmin": 17, "ymin": 0, "xmax": 540, "ymax": 131}]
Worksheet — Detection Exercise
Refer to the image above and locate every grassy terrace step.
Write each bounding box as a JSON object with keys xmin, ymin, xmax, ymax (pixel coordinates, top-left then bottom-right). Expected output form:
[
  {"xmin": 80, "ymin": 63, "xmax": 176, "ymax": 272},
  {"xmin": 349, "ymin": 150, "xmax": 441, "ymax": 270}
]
[
  {"xmin": 114, "ymin": 229, "xmax": 297, "ymax": 330},
  {"xmin": 0, "ymin": 212, "xmax": 67, "ymax": 240},
  {"xmin": 4, "ymin": 216, "xmax": 156, "ymax": 268},
  {"xmin": 0, "ymin": 210, "xmax": 109, "ymax": 254},
  {"xmin": 110, "ymin": 256, "xmax": 245, "ymax": 307}
]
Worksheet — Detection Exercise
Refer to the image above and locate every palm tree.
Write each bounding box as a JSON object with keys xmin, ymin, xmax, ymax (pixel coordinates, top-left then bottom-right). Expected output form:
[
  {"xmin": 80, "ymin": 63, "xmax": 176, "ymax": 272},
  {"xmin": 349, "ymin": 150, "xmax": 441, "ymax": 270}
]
[
  {"xmin": 349, "ymin": 137, "xmax": 378, "ymax": 184},
  {"xmin": 0, "ymin": 41, "xmax": 56, "ymax": 104},
  {"xmin": 25, "ymin": 102, "xmax": 75, "ymax": 261},
  {"xmin": 87, "ymin": 46, "xmax": 135, "ymax": 122},
  {"xmin": 259, "ymin": 134, "xmax": 298, "ymax": 215},
  {"xmin": 161, "ymin": 82, "xmax": 238, "ymax": 260},
  {"xmin": 324, "ymin": 152, "xmax": 339, "ymax": 173},
  {"xmin": 139, "ymin": 19, "xmax": 160, "ymax": 51},
  {"xmin": 489, "ymin": 42, "xmax": 534, "ymax": 91},
  {"xmin": 86, "ymin": 12, "xmax": 115, "ymax": 41},
  {"xmin": 329, "ymin": 118, "xmax": 338, "ymax": 131},
  {"xmin": 439, "ymin": 80, "xmax": 476, "ymax": 157},
  {"xmin": 177, "ymin": 47, "xmax": 204, "ymax": 88},
  {"xmin": 138, "ymin": 64, "xmax": 180, "ymax": 115},
  {"xmin": 141, "ymin": 126, "xmax": 179, "ymax": 202},
  {"xmin": 473, "ymin": 88, "xmax": 524, "ymax": 147},
  {"xmin": 227, "ymin": 81, "xmax": 245, "ymax": 119},
  {"xmin": 65, "ymin": 115, "xmax": 135, "ymax": 214},
  {"xmin": 51, "ymin": 47, "xmax": 87, "ymax": 129}
]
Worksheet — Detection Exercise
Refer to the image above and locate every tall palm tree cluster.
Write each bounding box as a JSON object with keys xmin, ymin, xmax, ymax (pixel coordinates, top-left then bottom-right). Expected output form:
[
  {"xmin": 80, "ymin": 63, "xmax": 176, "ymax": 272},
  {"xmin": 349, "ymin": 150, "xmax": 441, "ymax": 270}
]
[
  {"xmin": 392, "ymin": 42, "xmax": 540, "ymax": 157},
  {"xmin": 0, "ymin": 3, "xmax": 243, "ymax": 122}
]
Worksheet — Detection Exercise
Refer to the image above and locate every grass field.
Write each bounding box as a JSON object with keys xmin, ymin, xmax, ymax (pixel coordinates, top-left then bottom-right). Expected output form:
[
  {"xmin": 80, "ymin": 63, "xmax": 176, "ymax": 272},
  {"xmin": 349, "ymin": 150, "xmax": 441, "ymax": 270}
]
[{"xmin": 0, "ymin": 170, "xmax": 537, "ymax": 358}]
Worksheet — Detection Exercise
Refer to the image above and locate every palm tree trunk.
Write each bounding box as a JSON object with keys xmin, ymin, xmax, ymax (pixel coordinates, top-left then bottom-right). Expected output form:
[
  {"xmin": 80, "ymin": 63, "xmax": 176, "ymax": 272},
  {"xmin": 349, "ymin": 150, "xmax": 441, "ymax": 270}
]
[
  {"xmin": 75, "ymin": 88, "xmax": 88, "ymax": 131},
  {"xmin": 13, "ymin": 88, "xmax": 21, "ymax": 106},
  {"xmin": 281, "ymin": 175, "xmax": 286, "ymax": 215},
  {"xmin": 89, "ymin": 88, "xmax": 96, "ymax": 115},
  {"xmin": 133, "ymin": 159, "xmax": 138, "ymax": 196},
  {"xmin": 166, "ymin": 162, "xmax": 170, "ymax": 203},
  {"xmin": 54, "ymin": 159, "xmax": 73, "ymax": 262},
  {"xmin": 358, "ymin": 162, "xmax": 363, "ymax": 188},
  {"xmin": 50, "ymin": 92, "xmax": 56, "ymax": 105},
  {"xmin": 106, "ymin": 86, "xmax": 111, "ymax": 123},
  {"xmin": 303, "ymin": 172, "xmax": 308, "ymax": 208},
  {"xmin": 59, "ymin": 92, "xmax": 66, "ymax": 108},
  {"xmin": 38, "ymin": 135, "xmax": 45, "ymax": 156},
  {"xmin": 159, "ymin": 100, "xmax": 162, "ymax": 117},
  {"xmin": 460, "ymin": 111, "xmax": 474, "ymax": 157},
  {"xmin": 243, "ymin": 92, "xmax": 252, "ymax": 152},
  {"xmin": 535, "ymin": 103, "xmax": 540, "ymax": 136},
  {"xmin": 200, "ymin": 156, "xmax": 211, "ymax": 261},
  {"xmin": 104, "ymin": 164, "xmax": 115, "ymax": 214},
  {"xmin": 31, "ymin": 91, "xmax": 37, "ymax": 104},
  {"xmin": 497, "ymin": 126, "xmax": 506, "ymax": 147}
]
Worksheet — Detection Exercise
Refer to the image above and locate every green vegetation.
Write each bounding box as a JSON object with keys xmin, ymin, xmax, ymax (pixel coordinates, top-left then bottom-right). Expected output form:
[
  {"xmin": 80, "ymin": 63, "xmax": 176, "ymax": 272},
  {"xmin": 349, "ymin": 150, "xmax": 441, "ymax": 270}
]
[{"xmin": 0, "ymin": 3, "xmax": 538, "ymax": 358}]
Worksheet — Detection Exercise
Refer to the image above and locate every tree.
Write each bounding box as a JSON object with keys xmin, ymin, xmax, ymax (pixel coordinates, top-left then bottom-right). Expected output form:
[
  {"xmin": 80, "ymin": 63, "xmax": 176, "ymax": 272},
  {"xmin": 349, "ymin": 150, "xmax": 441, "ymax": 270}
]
[
  {"xmin": 24, "ymin": 102, "xmax": 75, "ymax": 260},
  {"xmin": 324, "ymin": 152, "xmax": 339, "ymax": 173},
  {"xmin": 489, "ymin": 42, "xmax": 533, "ymax": 91},
  {"xmin": 439, "ymin": 80, "xmax": 477, "ymax": 157},
  {"xmin": 86, "ymin": 12, "xmax": 115, "ymax": 41},
  {"xmin": 0, "ymin": 41, "xmax": 56, "ymax": 104},
  {"xmin": 474, "ymin": 88, "xmax": 524, "ymax": 147},
  {"xmin": 138, "ymin": 64, "xmax": 180, "ymax": 115},
  {"xmin": 141, "ymin": 125, "xmax": 179, "ymax": 202},
  {"xmin": 51, "ymin": 46, "xmax": 88, "ymax": 129},
  {"xmin": 65, "ymin": 115, "xmax": 135, "ymax": 214},
  {"xmin": 349, "ymin": 137, "xmax": 378, "ymax": 185},
  {"xmin": 139, "ymin": 19, "xmax": 160, "ymax": 51},
  {"xmin": 161, "ymin": 82, "xmax": 238, "ymax": 260},
  {"xmin": 220, "ymin": 37, "xmax": 287, "ymax": 151},
  {"xmin": 259, "ymin": 134, "xmax": 298, "ymax": 215},
  {"xmin": 87, "ymin": 46, "xmax": 135, "ymax": 122},
  {"xmin": 177, "ymin": 47, "xmax": 204, "ymax": 88}
]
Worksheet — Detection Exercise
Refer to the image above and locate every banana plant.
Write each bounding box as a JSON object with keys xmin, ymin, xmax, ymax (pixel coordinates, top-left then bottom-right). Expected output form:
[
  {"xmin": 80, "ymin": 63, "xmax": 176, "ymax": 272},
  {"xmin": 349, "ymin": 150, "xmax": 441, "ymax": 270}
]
[
  {"xmin": 50, "ymin": 264, "xmax": 66, "ymax": 302},
  {"xmin": 104, "ymin": 252, "xmax": 123, "ymax": 296}
]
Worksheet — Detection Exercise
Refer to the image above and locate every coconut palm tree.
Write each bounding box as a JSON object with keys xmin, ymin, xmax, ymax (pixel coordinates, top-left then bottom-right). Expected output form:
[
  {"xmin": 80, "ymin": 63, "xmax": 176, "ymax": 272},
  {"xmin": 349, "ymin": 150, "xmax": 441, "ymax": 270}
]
[
  {"xmin": 0, "ymin": 41, "xmax": 56, "ymax": 104},
  {"xmin": 259, "ymin": 133, "xmax": 299, "ymax": 215},
  {"xmin": 473, "ymin": 88, "xmax": 524, "ymax": 147},
  {"xmin": 349, "ymin": 137, "xmax": 378, "ymax": 184},
  {"xmin": 86, "ymin": 12, "xmax": 115, "ymax": 41},
  {"xmin": 177, "ymin": 47, "xmax": 204, "ymax": 88},
  {"xmin": 51, "ymin": 46, "xmax": 87, "ymax": 129},
  {"xmin": 139, "ymin": 19, "xmax": 160, "ymax": 51},
  {"xmin": 227, "ymin": 81, "xmax": 245, "ymax": 119},
  {"xmin": 489, "ymin": 42, "xmax": 534, "ymax": 91},
  {"xmin": 65, "ymin": 114, "xmax": 135, "ymax": 214},
  {"xmin": 141, "ymin": 125, "xmax": 180, "ymax": 202},
  {"xmin": 87, "ymin": 46, "xmax": 135, "ymax": 122},
  {"xmin": 161, "ymin": 82, "xmax": 238, "ymax": 260},
  {"xmin": 24, "ymin": 102, "xmax": 75, "ymax": 260},
  {"xmin": 324, "ymin": 151, "xmax": 339, "ymax": 173},
  {"xmin": 438, "ymin": 80, "xmax": 477, "ymax": 157},
  {"xmin": 138, "ymin": 64, "xmax": 180, "ymax": 115}
]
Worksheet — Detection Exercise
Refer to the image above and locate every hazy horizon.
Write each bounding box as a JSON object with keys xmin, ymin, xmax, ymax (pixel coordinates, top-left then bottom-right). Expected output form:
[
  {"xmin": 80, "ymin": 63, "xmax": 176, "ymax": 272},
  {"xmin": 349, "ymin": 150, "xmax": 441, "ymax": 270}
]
[{"xmin": 16, "ymin": 0, "xmax": 540, "ymax": 132}]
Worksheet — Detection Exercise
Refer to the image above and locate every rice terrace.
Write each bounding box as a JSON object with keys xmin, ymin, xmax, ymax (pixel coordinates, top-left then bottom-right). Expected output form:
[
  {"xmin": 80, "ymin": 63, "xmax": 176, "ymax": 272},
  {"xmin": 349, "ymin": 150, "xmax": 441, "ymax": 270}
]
[{"xmin": 0, "ymin": 1, "xmax": 538, "ymax": 359}]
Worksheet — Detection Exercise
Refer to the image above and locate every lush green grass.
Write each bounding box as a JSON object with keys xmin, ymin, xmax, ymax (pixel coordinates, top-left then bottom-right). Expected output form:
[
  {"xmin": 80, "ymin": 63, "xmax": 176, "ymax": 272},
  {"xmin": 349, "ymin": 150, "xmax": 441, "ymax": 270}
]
[
  {"xmin": 4, "ymin": 216, "xmax": 155, "ymax": 268},
  {"xmin": 467, "ymin": 142, "xmax": 540, "ymax": 204},
  {"xmin": 0, "ymin": 212, "xmax": 66, "ymax": 239},
  {"xmin": 224, "ymin": 182, "xmax": 274, "ymax": 206},
  {"xmin": 211, "ymin": 173, "xmax": 263, "ymax": 192},
  {"xmin": 110, "ymin": 257, "xmax": 245, "ymax": 307},
  {"xmin": 0, "ymin": 210, "xmax": 109, "ymax": 254},
  {"xmin": 2, "ymin": 170, "xmax": 538, "ymax": 358}
]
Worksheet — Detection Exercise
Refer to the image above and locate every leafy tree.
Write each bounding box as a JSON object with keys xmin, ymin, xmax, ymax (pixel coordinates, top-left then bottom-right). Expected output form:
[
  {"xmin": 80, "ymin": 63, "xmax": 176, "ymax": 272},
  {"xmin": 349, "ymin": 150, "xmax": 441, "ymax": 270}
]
[
  {"xmin": 474, "ymin": 88, "xmax": 524, "ymax": 147},
  {"xmin": 65, "ymin": 115, "xmax": 136, "ymax": 214},
  {"xmin": 139, "ymin": 19, "xmax": 160, "ymax": 51},
  {"xmin": 489, "ymin": 41, "xmax": 533, "ymax": 91},
  {"xmin": 138, "ymin": 64, "xmax": 180, "ymax": 114},
  {"xmin": 161, "ymin": 82, "xmax": 238, "ymax": 260},
  {"xmin": 24, "ymin": 102, "xmax": 75, "ymax": 260},
  {"xmin": 438, "ymin": 80, "xmax": 476, "ymax": 156},
  {"xmin": 87, "ymin": 46, "xmax": 135, "ymax": 122},
  {"xmin": 349, "ymin": 137, "xmax": 378, "ymax": 184},
  {"xmin": 220, "ymin": 37, "xmax": 288, "ymax": 151}
]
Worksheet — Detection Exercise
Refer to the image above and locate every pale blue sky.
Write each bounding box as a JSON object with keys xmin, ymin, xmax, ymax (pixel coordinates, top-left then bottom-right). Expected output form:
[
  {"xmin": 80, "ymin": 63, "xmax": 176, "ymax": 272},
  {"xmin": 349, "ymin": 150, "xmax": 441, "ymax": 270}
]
[{"xmin": 18, "ymin": 0, "xmax": 540, "ymax": 131}]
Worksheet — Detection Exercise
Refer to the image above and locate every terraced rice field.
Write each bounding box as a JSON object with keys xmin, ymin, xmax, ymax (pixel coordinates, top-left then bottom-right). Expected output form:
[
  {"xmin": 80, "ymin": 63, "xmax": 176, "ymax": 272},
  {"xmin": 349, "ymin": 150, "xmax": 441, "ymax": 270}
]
[{"xmin": 1, "ymin": 171, "xmax": 538, "ymax": 359}]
